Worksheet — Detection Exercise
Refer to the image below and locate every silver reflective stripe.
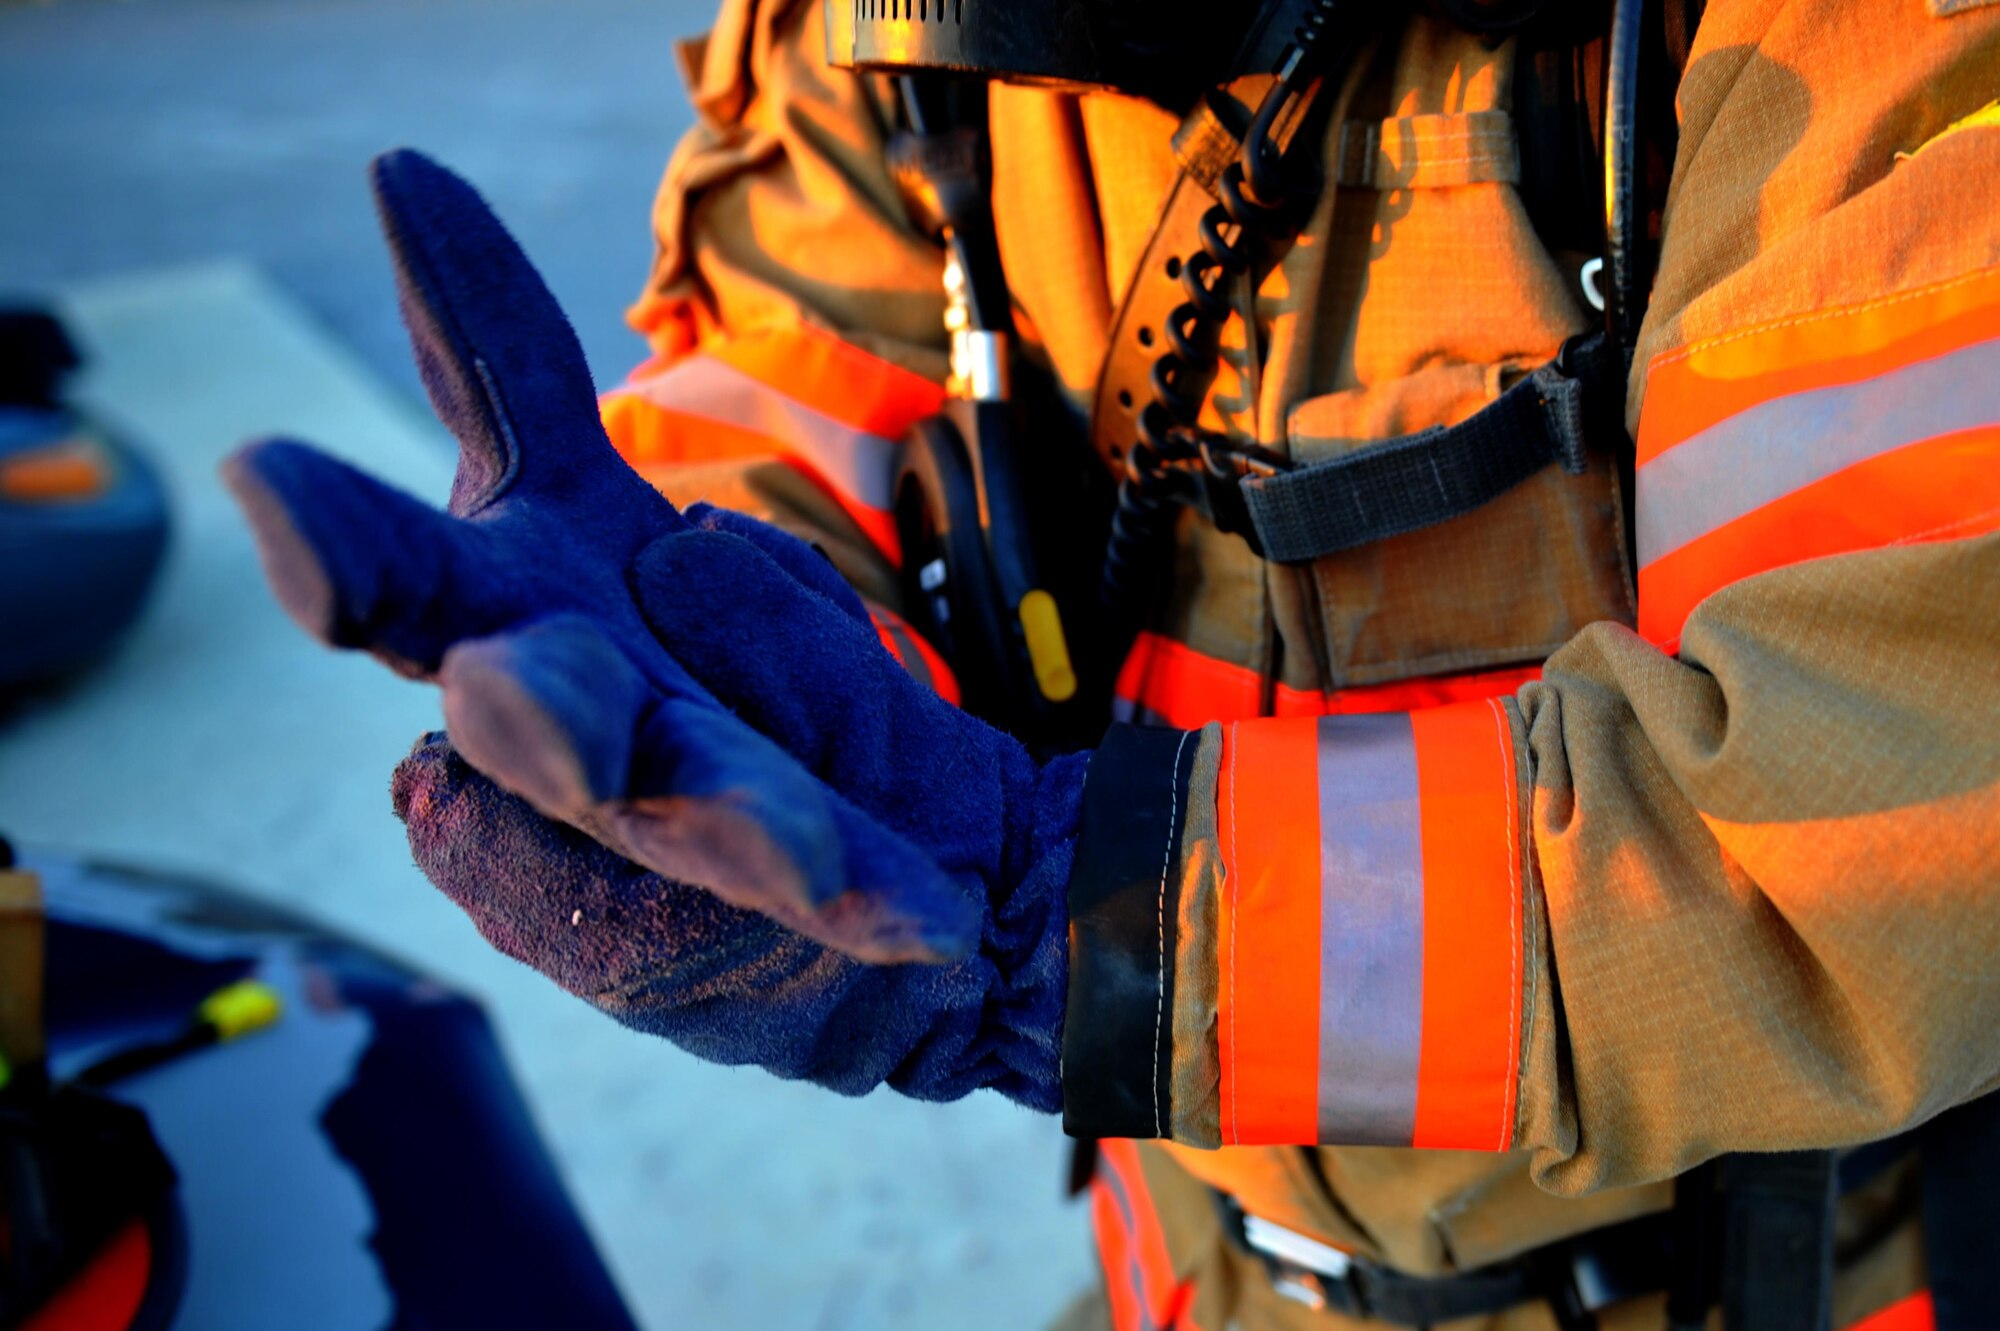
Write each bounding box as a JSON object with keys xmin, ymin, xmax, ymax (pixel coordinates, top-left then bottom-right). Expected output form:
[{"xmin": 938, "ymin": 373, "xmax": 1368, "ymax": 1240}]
[
  {"xmin": 1637, "ymin": 335, "xmax": 2000, "ymax": 565},
  {"xmin": 1095, "ymin": 1154, "xmax": 1167, "ymax": 1331},
  {"xmin": 1314, "ymin": 713, "xmax": 1425, "ymax": 1147},
  {"xmin": 873, "ymin": 610, "xmax": 934, "ymax": 692},
  {"xmin": 618, "ymin": 355, "xmax": 900, "ymax": 509}
]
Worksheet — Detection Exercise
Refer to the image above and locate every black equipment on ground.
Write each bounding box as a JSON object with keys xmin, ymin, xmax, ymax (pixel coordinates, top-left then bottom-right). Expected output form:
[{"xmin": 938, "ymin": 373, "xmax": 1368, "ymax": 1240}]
[
  {"xmin": 0, "ymin": 311, "xmax": 81, "ymax": 411},
  {"xmin": 0, "ymin": 308, "xmax": 172, "ymax": 689},
  {"xmin": 0, "ymin": 1083, "xmax": 185, "ymax": 1329},
  {"xmin": 0, "ymin": 844, "xmax": 642, "ymax": 1331}
]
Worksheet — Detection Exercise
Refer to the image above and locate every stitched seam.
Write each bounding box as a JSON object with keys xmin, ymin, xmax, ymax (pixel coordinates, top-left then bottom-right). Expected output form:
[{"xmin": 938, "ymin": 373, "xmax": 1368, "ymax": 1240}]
[
  {"xmin": 1648, "ymin": 263, "xmax": 2000, "ymax": 373},
  {"xmin": 1888, "ymin": 501, "xmax": 2000, "ymax": 546},
  {"xmin": 1518, "ymin": 751, "xmax": 1542, "ymax": 1159},
  {"xmin": 1488, "ymin": 699, "xmax": 1523, "ymax": 1152},
  {"xmin": 1155, "ymin": 730, "xmax": 1193, "ymax": 1140},
  {"xmin": 1227, "ymin": 721, "xmax": 1242, "ymax": 1147},
  {"xmin": 1646, "ymin": 502, "xmax": 2000, "ymax": 649}
]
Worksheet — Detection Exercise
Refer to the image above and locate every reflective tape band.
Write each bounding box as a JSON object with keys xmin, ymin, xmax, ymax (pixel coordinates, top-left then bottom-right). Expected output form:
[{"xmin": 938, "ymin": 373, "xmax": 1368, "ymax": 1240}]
[
  {"xmin": 1216, "ymin": 701, "xmax": 1523, "ymax": 1150},
  {"xmin": 1635, "ymin": 268, "xmax": 2000, "ymax": 646},
  {"xmin": 1314, "ymin": 714, "xmax": 1425, "ymax": 1146},
  {"xmin": 1090, "ymin": 1141, "xmax": 1186, "ymax": 1331},
  {"xmin": 1218, "ymin": 715, "xmax": 1324, "ymax": 1145},
  {"xmin": 1639, "ymin": 425, "xmax": 2000, "ymax": 645},
  {"xmin": 706, "ymin": 325, "xmax": 947, "ymax": 440},
  {"xmin": 1638, "ymin": 336, "xmax": 2000, "ymax": 566},
  {"xmin": 602, "ymin": 326, "xmax": 945, "ymax": 565},
  {"xmin": 1408, "ymin": 700, "xmax": 1524, "ymax": 1149}
]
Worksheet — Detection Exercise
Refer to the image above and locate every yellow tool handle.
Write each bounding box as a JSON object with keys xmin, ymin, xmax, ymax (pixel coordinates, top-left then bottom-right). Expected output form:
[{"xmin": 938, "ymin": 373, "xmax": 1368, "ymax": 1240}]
[
  {"xmin": 1018, "ymin": 589, "xmax": 1078, "ymax": 703},
  {"xmin": 198, "ymin": 980, "xmax": 284, "ymax": 1042}
]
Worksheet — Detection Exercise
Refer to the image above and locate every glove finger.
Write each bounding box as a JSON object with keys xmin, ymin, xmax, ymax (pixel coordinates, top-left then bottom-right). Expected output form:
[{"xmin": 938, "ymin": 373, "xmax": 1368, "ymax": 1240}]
[
  {"xmin": 439, "ymin": 612, "xmax": 977, "ymax": 963},
  {"xmin": 608, "ymin": 754, "xmax": 976, "ymax": 964},
  {"xmin": 392, "ymin": 732, "xmax": 804, "ymax": 1000},
  {"xmin": 437, "ymin": 615, "xmax": 649, "ymax": 817},
  {"xmin": 222, "ymin": 438, "xmax": 517, "ymax": 674},
  {"xmin": 438, "ymin": 616, "xmax": 847, "ymax": 916},
  {"xmin": 682, "ymin": 502, "xmax": 870, "ymax": 627},
  {"xmin": 370, "ymin": 148, "xmax": 675, "ymax": 530}
]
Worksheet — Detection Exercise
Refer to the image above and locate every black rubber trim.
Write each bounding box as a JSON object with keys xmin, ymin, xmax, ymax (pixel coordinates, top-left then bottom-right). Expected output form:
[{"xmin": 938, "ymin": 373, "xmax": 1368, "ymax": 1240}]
[
  {"xmin": 1922, "ymin": 1089, "xmax": 2000, "ymax": 1331},
  {"xmin": 1062, "ymin": 724, "xmax": 1200, "ymax": 1140}
]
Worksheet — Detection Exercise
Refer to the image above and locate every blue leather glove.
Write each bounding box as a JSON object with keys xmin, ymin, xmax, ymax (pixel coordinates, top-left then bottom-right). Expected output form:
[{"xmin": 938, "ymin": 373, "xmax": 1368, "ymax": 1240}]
[{"xmin": 221, "ymin": 149, "xmax": 1085, "ymax": 1107}]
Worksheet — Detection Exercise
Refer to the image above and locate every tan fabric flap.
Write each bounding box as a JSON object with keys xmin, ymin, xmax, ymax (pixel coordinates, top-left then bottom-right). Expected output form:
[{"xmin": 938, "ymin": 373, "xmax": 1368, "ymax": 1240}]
[{"xmin": 1335, "ymin": 110, "xmax": 1520, "ymax": 190}]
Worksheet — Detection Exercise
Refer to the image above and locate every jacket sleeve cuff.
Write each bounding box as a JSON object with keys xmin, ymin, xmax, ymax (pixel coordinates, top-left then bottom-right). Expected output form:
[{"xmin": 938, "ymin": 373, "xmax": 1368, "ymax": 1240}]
[
  {"xmin": 1063, "ymin": 702, "xmax": 1531, "ymax": 1152},
  {"xmin": 1061, "ymin": 723, "xmax": 1205, "ymax": 1141}
]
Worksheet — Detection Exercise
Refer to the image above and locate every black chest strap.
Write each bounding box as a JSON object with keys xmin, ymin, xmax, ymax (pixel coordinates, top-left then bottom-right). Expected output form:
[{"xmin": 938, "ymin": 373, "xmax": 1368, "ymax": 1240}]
[{"xmin": 1229, "ymin": 330, "xmax": 1621, "ymax": 564}]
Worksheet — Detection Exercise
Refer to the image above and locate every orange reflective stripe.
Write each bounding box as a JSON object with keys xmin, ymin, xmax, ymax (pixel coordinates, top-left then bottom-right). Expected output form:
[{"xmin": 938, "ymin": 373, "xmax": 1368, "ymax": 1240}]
[
  {"xmin": 601, "ymin": 326, "xmax": 945, "ymax": 566},
  {"xmin": 708, "ymin": 324, "xmax": 946, "ymax": 439},
  {"xmin": 1635, "ymin": 268, "xmax": 2000, "ymax": 646},
  {"xmin": 604, "ymin": 394, "xmax": 907, "ymax": 561},
  {"xmin": 899, "ymin": 623, "xmax": 959, "ymax": 706},
  {"xmin": 1114, "ymin": 631, "xmax": 1539, "ymax": 729},
  {"xmin": 1215, "ymin": 702, "xmax": 1524, "ymax": 1150},
  {"xmin": 869, "ymin": 607, "xmax": 911, "ymax": 667},
  {"xmin": 1640, "ymin": 268, "xmax": 2000, "ymax": 465},
  {"xmin": 1638, "ymin": 423, "xmax": 2000, "ymax": 646},
  {"xmin": 601, "ymin": 390, "xmax": 781, "ymax": 467},
  {"xmin": 1216, "ymin": 718, "xmax": 1324, "ymax": 1146},
  {"xmin": 1409, "ymin": 699, "xmax": 1524, "ymax": 1151},
  {"xmin": 1090, "ymin": 1140, "xmax": 1189, "ymax": 1331},
  {"xmin": 1091, "ymin": 1180, "xmax": 1145, "ymax": 1331},
  {"xmin": 1845, "ymin": 1291, "xmax": 1935, "ymax": 1331}
]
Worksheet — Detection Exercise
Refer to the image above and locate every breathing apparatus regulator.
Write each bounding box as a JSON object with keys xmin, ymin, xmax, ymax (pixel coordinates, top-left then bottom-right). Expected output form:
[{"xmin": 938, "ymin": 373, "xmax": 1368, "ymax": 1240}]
[{"xmin": 829, "ymin": 0, "xmax": 1664, "ymax": 750}]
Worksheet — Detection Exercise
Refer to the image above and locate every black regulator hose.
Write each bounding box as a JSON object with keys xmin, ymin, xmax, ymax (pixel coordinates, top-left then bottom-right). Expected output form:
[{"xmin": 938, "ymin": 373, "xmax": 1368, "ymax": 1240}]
[{"xmin": 1603, "ymin": 0, "xmax": 1648, "ymax": 365}]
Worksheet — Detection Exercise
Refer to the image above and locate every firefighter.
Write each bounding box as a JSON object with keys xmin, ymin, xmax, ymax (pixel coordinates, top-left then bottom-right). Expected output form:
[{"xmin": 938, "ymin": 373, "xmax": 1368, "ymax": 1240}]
[{"xmin": 223, "ymin": 0, "xmax": 2000, "ymax": 1326}]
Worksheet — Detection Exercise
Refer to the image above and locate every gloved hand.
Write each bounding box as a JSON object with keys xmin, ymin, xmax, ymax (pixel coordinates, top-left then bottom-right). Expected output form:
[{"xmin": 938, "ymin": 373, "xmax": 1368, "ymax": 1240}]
[{"xmin": 221, "ymin": 149, "xmax": 1085, "ymax": 1108}]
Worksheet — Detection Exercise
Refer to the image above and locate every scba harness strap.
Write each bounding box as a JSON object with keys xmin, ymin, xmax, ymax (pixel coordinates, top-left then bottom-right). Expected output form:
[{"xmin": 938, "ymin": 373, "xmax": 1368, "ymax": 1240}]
[
  {"xmin": 1232, "ymin": 331, "xmax": 1616, "ymax": 563},
  {"xmin": 1086, "ymin": 20, "xmax": 1631, "ymax": 597}
]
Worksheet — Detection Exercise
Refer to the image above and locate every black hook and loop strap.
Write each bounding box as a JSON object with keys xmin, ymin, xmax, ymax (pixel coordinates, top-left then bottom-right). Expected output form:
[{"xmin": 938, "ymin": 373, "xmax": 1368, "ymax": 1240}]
[{"xmin": 1238, "ymin": 331, "xmax": 1619, "ymax": 564}]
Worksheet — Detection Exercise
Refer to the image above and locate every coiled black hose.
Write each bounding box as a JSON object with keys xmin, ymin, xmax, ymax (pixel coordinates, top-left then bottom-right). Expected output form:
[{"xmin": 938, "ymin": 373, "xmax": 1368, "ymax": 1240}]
[{"xmin": 1099, "ymin": 0, "xmax": 1342, "ymax": 637}]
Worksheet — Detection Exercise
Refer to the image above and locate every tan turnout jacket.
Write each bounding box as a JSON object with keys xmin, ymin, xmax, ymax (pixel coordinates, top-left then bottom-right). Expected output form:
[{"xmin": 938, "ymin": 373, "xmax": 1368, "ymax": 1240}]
[{"xmin": 599, "ymin": 1, "xmax": 2000, "ymax": 1326}]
